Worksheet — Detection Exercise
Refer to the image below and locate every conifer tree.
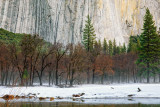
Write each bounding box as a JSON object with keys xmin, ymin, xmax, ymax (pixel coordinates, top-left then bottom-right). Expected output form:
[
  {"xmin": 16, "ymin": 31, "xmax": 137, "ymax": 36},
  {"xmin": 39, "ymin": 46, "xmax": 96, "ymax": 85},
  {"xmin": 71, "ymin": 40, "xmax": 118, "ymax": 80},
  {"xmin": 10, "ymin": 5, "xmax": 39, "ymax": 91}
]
[
  {"xmin": 92, "ymin": 40, "xmax": 101, "ymax": 84},
  {"xmin": 98, "ymin": 39, "xmax": 102, "ymax": 52},
  {"xmin": 127, "ymin": 37, "xmax": 132, "ymax": 53},
  {"xmin": 82, "ymin": 15, "xmax": 96, "ymax": 52},
  {"xmin": 127, "ymin": 37, "xmax": 136, "ymax": 53},
  {"xmin": 116, "ymin": 46, "xmax": 121, "ymax": 55},
  {"xmin": 98, "ymin": 39, "xmax": 101, "ymax": 47},
  {"xmin": 93, "ymin": 40, "xmax": 101, "ymax": 55},
  {"xmin": 109, "ymin": 40, "xmax": 113, "ymax": 56},
  {"xmin": 113, "ymin": 39, "xmax": 117, "ymax": 55},
  {"xmin": 137, "ymin": 8, "xmax": 160, "ymax": 83},
  {"xmin": 103, "ymin": 38, "xmax": 108, "ymax": 55},
  {"xmin": 136, "ymin": 38, "xmax": 141, "ymax": 53},
  {"xmin": 121, "ymin": 43, "xmax": 127, "ymax": 53}
]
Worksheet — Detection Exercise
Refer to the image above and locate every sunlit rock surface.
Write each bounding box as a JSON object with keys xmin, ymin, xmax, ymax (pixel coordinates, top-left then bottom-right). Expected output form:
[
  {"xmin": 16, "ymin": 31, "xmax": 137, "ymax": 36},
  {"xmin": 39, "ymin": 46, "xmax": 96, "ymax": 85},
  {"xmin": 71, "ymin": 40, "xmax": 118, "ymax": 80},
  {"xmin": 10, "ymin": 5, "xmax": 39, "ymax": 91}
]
[{"xmin": 0, "ymin": 0, "xmax": 160, "ymax": 45}]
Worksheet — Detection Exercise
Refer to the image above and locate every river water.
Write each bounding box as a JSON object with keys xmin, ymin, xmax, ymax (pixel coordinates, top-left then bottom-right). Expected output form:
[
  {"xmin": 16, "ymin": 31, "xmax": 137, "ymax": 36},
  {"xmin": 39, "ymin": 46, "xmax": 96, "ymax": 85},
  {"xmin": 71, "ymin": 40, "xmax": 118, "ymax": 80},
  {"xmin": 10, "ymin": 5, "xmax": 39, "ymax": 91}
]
[
  {"xmin": 0, "ymin": 102, "xmax": 160, "ymax": 107},
  {"xmin": 0, "ymin": 98, "xmax": 160, "ymax": 107}
]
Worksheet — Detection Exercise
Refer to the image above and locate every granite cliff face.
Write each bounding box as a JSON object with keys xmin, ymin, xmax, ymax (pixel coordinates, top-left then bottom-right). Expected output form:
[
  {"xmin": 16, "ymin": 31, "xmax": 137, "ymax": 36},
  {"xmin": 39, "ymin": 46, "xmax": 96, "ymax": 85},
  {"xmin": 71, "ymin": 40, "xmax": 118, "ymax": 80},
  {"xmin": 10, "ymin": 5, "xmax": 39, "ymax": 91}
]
[{"xmin": 0, "ymin": 0, "xmax": 160, "ymax": 45}]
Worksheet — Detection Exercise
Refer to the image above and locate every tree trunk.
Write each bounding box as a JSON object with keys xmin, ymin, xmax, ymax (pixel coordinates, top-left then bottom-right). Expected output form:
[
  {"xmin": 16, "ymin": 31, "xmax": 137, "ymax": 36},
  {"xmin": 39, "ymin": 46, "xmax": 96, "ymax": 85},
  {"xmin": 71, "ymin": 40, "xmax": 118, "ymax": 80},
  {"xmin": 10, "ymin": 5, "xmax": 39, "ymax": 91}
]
[
  {"xmin": 153, "ymin": 71, "xmax": 156, "ymax": 83},
  {"xmin": 5, "ymin": 70, "xmax": 8, "ymax": 86},
  {"xmin": 1, "ymin": 71, "xmax": 5, "ymax": 86},
  {"xmin": 36, "ymin": 70, "xmax": 42, "ymax": 86},
  {"xmin": 39, "ymin": 72, "xmax": 43, "ymax": 86},
  {"xmin": 140, "ymin": 73, "xmax": 142, "ymax": 83},
  {"xmin": 55, "ymin": 61, "xmax": 59, "ymax": 85},
  {"xmin": 133, "ymin": 69, "xmax": 136, "ymax": 83},
  {"xmin": 66, "ymin": 65, "xmax": 71, "ymax": 85},
  {"xmin": 118, "ymin": 70, "xmax": 121, "ymax": 83},
  {"xmin": 29, "ymin": 71, "xmax": 32, "ymax": 86},
  {"xmin": 9, "ymin": 70, "xmax": 14, "ymax": 86},
  {"xmin": 101, "ymin": 73, "xmax": 104, "ymax": 84},
  {"xmin": 1, "ymin": 64, "xmax": 4, "ymax": 86},
  {"xmin": 70, "ymin": 69, "xmax": 75, "ymax": 87},
  {"xmin": 127, "ymin": 71, "xmax": 129, "ymax": 83},
  {"xmin": 30, "ymin": 56, "xmax": 33, "ymax": 86},
  {"xmin": 52, "ymin": 71, "xmax": 55, "ymax": 85},
  {"xmin": 49, "ymin": 71, "xmax": 51, "ymax": 86},
  {"xmin": 147, "ymin": 62, "xmax": 150, "ymax": 83},
  {"xmin": 92, "ymin": 69, "xmax": 95, "ymax": 84},
  {"xmin": 31, "ymin": 70, "xmax": 35, "ymax": 86},
  {"xmin": 87, "ymin": 70, "xmax": 90, "ymax": 84},
  {"xmin": 12, "ymin": 73, "xmax": 15, "ymax": 86},
  {"xmin": 39, "ymin": 78, "xmax": 42, "ymax": 86}
]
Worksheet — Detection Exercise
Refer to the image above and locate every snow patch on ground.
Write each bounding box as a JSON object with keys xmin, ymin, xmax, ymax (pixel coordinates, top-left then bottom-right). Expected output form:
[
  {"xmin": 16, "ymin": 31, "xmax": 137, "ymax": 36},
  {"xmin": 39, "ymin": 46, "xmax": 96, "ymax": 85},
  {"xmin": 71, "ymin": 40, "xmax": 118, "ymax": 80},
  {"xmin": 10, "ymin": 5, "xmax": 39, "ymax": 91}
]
[{"xmin": 0, "ymin": 84, "xmax": 160, "ymax": 99}]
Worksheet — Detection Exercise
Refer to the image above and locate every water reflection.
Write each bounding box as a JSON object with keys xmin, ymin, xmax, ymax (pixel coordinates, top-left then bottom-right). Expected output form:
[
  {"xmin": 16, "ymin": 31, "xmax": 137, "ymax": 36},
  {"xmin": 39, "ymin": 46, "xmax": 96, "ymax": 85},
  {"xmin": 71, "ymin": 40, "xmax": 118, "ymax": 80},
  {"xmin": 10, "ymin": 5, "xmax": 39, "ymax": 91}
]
[{"xmin": 0, "ymin": 102, "xmax": 160, "ymax": 107}]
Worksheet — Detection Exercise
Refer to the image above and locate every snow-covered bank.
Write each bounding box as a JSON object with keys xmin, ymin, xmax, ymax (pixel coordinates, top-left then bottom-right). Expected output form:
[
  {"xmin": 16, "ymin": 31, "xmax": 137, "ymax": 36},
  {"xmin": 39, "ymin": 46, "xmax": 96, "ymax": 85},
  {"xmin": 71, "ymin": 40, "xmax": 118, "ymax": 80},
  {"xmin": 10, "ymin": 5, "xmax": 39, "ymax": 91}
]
[{"xmin": 0, "ymin": 84, "xmax": 160, "ymax": 99}]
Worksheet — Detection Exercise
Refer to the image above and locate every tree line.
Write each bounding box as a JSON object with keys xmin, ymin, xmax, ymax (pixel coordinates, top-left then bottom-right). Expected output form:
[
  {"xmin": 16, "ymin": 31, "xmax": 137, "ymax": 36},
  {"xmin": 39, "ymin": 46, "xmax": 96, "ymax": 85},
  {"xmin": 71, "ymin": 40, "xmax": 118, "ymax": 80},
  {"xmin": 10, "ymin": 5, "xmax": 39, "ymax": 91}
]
[{"xmin": 0, "ymin": 8, "xmax": 159, "ymax": 87}]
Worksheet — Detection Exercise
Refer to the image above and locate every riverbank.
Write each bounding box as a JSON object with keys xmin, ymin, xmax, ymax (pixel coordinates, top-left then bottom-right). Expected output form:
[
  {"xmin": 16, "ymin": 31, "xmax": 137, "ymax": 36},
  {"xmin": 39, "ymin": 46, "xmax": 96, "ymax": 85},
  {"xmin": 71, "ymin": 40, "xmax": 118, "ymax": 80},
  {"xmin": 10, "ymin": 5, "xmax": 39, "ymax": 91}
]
[{"xmin": 0, "ymin": 84, "xmax": 160, "ymax": 99}]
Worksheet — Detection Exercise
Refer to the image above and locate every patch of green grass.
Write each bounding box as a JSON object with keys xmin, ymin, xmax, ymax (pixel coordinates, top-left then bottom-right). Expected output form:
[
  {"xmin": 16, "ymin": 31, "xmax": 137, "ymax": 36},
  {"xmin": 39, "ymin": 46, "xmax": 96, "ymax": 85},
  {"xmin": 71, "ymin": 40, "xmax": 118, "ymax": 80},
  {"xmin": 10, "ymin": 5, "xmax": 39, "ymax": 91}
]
[{"xmin": 0, "ymin": 28, "xmax": 26, "ymax": 44}]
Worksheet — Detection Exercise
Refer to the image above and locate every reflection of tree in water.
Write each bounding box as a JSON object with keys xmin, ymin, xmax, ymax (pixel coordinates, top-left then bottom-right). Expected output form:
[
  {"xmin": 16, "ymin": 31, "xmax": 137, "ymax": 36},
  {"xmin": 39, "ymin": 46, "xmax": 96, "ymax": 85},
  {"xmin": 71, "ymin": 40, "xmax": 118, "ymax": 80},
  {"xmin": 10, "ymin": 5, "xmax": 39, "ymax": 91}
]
[
  {"xmin": 56, "ymin": 102, "xmax": 58, "ymax": 107},
  {"xmin": 1, "ymin": 102, "xmax": 160, "ymax": 107}
]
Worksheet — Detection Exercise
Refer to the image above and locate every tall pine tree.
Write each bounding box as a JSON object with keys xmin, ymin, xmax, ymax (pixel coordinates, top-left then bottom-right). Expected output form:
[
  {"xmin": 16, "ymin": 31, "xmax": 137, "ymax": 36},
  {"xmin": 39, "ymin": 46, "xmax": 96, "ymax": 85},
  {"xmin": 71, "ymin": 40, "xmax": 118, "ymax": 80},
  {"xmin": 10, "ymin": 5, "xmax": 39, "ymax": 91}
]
[
  {"xmin": 103, "ymin": 38, "xmax": 108, "ymax": 55},
  {"xmin": 127, "ymin": 36, "xmax": 137, "ymax": 53},
  {"xmin": 121, "ymin": 43, "xmax": 127, "ymax": 53},
  {"xmin": 116, "ymin": 46, "xmax": 121, "ymax": 55},
  {"xmin": 113, "ymin": 39, "xmax": 117, "ymax": 55},
  {"xmin": 136, "ymin": 38, "xmax": 141, "ymax": 53},
  {"xmin": 82, "ymin": 15, "xmax": 96, "ymax": 52},
  {"xmin": 109, "ymin": 40, "xmax": 113, "ymax": 56},
  {"xmin": 98, "ymin": 39, "xmax": 102, "ymax": 52},
  {"xmin": 137, "ymin": 8, "xmax": 160, "ymax": 83}
]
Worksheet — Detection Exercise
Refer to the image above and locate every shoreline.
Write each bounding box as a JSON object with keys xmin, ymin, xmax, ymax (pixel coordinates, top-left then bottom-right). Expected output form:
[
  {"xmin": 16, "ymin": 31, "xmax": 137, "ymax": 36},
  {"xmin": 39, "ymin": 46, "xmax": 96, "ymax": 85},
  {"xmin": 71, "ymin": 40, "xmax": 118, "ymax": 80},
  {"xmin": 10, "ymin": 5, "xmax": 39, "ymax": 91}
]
[
  {"xmin": 0, "ymin": 98, "xmax": 160, "ymax": 104},
  {"xmin": 0, "ymin": 84, "xmax": 160, "ymax": 100}
]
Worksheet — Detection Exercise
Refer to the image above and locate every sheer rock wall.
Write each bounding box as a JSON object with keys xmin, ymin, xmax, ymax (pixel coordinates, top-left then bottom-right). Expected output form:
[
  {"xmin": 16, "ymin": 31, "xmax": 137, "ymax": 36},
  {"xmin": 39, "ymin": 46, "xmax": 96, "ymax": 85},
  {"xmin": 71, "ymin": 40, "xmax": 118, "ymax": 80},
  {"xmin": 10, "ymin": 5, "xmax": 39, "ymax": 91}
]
[{"xmin": 0, "ymin": 0, "xmax": 160, "ymax": 45}]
